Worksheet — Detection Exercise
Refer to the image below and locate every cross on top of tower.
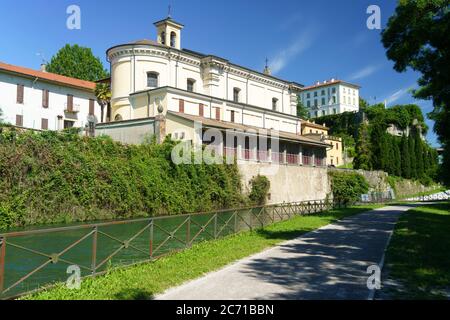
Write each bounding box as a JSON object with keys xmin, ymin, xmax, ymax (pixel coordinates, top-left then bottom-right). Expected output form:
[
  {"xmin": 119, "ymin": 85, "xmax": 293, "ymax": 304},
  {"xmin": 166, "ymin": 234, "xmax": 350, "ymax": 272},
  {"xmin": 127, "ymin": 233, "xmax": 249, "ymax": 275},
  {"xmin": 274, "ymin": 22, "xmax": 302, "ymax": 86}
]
[{"xmin": 263, "ymin": 58, "xmax": 271, "ymax": 76}]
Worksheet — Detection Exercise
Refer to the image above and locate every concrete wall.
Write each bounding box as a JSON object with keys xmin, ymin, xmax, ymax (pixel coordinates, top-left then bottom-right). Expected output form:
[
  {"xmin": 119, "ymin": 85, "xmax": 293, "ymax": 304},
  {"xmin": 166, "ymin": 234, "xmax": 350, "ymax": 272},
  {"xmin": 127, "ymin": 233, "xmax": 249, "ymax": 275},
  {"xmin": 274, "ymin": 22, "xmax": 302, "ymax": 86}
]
[
  {"xmin": 96, "ymin": 118, "xmax": 156, "ymax": 145},
  {"xmin": 238, "ymin": 162, "xmax": 331, "ymax": 204}
]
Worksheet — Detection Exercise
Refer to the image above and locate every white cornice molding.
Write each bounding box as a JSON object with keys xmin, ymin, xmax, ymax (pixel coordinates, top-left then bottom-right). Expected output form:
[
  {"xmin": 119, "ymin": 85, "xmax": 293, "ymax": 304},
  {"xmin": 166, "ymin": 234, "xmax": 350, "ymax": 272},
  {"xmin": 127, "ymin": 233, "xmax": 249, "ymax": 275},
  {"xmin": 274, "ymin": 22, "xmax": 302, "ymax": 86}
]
[{"xmin": 109, "ymin": 44, "xmax": 297, "ymax": 91}]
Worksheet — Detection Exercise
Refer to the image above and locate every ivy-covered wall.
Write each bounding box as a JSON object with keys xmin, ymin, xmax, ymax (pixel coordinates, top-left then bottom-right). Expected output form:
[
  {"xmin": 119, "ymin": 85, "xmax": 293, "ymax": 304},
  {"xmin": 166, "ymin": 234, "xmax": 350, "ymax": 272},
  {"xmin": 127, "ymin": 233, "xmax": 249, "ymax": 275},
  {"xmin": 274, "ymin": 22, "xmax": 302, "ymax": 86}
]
[{"xmin": 0, "ymin": 128, "xmax": 245, "ymax": 230}]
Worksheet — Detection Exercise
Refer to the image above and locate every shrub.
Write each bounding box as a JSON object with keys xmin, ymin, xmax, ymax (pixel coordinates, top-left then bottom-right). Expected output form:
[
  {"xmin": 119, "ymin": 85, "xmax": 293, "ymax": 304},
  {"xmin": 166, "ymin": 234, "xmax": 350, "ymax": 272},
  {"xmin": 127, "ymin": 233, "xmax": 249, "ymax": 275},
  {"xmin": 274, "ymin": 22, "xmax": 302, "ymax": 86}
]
[
  {"xmin": 248, "ymin": 175, "xmax": 271, "ymax": 205},
  {"xmin": 0, "ymin": 131, "xmax": 245, "ymax": 230},
  {"xmin": 329, "ymin": 171, "xmax": 369, "ymax": 204}
]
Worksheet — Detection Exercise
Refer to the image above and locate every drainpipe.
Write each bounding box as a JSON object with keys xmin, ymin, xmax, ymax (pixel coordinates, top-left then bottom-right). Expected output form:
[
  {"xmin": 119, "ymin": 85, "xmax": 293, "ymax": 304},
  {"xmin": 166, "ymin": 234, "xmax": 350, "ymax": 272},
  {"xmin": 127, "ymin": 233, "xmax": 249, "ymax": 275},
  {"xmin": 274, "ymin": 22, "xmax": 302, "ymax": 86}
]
[
  {"xmin": 147, "ymin": 91, "xmax": 151, "ymax": 117},
  {"xmin": 210, "ymin": 98, "xmax": 213, "ymax": 119}
]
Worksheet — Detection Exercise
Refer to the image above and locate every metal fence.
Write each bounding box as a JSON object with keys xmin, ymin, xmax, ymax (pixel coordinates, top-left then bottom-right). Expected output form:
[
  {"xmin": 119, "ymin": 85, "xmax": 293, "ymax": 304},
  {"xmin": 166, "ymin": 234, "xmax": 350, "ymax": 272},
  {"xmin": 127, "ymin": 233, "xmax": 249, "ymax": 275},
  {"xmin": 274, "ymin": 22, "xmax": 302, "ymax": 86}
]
[{"xmin": 0, "ymin": 200, "xmax": 340, "ymax": 300}]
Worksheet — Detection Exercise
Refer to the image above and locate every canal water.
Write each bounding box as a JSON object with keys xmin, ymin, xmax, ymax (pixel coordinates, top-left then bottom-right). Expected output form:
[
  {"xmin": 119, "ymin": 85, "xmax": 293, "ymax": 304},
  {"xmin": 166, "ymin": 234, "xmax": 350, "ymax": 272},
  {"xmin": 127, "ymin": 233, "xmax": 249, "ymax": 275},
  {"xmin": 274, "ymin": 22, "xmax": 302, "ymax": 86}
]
[{"xmin": 0, "ymin": 206, "xmax": 284, "ymax": 299}]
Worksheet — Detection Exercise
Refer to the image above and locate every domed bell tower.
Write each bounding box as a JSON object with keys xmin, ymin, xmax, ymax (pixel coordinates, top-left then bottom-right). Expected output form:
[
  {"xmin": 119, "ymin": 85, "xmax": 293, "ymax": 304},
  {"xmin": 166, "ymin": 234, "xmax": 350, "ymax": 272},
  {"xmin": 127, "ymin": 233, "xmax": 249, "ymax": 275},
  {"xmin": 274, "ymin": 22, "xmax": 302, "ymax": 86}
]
[{"xmin": 154, "ymin": 14, "xmax": 184, "ymax": 50}]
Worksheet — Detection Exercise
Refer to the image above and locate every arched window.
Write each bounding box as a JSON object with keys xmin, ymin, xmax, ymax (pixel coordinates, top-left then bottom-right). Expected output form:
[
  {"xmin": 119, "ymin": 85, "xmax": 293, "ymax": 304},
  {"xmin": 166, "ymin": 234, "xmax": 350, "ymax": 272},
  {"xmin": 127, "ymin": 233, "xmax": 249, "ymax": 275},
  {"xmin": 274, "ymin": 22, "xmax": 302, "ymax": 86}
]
[
  {"xmin": 187, "ymin": 79, "xmax": 195, "ymax": 92},
  {"xmin": 272, "ymin": 98, "xmax": 278, "ymax": 111},
  {"xmin": 170, "ymin": 32, "xmax": 177, "ymax": 47},
  {"xmin": 114, "ymin": 114, "xmax": 123, "ymax": 122},
  {"xmin": 160, "ymin": 32, "xmax": 166, "ymax": 45},
  {"xmin": 147, "ymin": 72, "xmax": 159, "ymax": 88},
  {"xmin": 233, "ymin": 88, "xmax": 240, "ymax": 103}
]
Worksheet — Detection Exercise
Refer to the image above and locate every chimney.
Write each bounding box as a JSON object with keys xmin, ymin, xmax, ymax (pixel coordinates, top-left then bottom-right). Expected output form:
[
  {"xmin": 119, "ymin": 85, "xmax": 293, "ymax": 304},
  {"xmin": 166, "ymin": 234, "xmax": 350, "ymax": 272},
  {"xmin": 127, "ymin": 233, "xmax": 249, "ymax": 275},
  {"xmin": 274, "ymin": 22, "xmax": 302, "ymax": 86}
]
[
  {"xmin": 40, "ymin": 64, "xmax": 47, "ymax": 72},
  {"xmin": 316, "ymin": 81, "xmax": 320, "ymax": 85}
]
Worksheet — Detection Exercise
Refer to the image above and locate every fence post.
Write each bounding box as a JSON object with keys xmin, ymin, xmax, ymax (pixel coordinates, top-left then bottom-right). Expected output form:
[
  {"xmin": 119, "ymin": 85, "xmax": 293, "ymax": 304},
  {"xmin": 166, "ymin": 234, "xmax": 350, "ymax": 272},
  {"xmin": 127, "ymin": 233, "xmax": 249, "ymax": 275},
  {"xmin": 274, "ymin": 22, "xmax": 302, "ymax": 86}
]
[
  {"xmin": 186, "ymin": 216, "xmax": 191, "ymax": 247},
  {"xmin": 234, "ymin": 211, "xmax": 238, "ymax": 233},
  {"xmin": 91, "ymin": 227, "xmax": 97, "ymax": 275},
  {"xmin": 0, "ymin": 237, "xmax": 5, "ymax": 294},
  {"xmin": 214, "ymin": 214, "xmax": 218, "ymax": 239},
  {"xmin": 149, "ymin": 220, "xmax": 154, "ymax": 258}
]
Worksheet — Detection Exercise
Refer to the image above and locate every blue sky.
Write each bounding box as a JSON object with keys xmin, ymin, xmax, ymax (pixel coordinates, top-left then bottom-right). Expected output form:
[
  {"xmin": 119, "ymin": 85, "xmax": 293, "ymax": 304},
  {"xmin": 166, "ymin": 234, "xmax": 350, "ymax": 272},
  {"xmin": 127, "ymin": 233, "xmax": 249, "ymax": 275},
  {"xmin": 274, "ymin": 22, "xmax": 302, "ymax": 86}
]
[{"xmin": 0, "ymin": 0, "xmax": 439, "ymax": 146}]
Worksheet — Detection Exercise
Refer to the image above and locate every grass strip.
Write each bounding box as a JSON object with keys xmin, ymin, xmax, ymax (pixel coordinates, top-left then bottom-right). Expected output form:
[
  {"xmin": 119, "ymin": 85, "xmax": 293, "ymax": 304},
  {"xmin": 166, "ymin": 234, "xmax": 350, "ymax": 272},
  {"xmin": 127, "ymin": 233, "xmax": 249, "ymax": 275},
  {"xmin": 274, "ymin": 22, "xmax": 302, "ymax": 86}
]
[{"xmin": 383, "ymin": 201, "xmax": 450, "ymax": 299}]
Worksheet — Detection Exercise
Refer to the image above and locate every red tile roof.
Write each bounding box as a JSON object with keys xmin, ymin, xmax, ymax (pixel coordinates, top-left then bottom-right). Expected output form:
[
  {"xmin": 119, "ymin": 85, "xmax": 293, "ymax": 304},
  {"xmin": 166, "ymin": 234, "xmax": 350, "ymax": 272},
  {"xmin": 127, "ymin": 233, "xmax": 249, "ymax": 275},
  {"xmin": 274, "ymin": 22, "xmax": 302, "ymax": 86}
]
[{"xmin": 0, "ymin": 61, "xmax": 96, "ymax": 91}]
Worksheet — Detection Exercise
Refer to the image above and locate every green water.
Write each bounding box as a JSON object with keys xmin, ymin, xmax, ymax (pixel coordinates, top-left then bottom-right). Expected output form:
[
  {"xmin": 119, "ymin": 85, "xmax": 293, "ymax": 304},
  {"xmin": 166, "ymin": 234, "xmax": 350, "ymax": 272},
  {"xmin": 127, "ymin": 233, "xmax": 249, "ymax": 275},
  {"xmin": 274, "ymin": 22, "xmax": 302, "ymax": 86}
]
[{"xmin": 0, "ymin": 207, "xmax": 286, "ymax": 299}]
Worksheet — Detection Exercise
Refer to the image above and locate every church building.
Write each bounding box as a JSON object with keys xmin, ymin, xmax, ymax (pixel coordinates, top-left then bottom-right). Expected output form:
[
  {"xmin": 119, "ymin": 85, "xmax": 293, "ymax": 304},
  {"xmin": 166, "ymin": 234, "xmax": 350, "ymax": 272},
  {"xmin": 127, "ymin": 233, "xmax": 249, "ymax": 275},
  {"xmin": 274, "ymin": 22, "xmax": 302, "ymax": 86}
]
[{"xmin": 99, "ymin": 16, "xmax": 330, "ymax": 166}]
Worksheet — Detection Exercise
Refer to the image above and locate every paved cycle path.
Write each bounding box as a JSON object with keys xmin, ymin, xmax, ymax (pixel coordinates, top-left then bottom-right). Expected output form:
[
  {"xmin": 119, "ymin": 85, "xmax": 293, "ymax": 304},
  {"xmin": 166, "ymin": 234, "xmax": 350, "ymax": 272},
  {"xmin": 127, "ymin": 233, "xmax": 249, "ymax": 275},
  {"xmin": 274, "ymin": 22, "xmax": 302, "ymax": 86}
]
[{"xmin": 156, "ymin": 205, "xmax": 414, "ymax": 300}]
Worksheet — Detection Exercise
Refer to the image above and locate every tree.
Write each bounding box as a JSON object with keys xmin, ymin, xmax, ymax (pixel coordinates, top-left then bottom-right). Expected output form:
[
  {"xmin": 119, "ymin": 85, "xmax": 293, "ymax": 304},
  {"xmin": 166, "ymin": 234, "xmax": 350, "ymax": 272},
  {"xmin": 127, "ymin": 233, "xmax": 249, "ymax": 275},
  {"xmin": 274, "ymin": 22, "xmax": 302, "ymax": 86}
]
[
  {"xmin": 353, "ymin": 122, "xmax": 372, "ymax": 170},
  {"xmin": 400, "ymin": 134, "xmax": 411, "ymax": 178},
  {"xmin": 297, "ymin": 97, "xmax": 309, "ymax": 119},
  {"xmin": 359, "ymin": 97, "xmax": 370, "ymax": 111},
  {"xmin": 393, "ymin": 138, "xmax": 402, "ymax": 176},
  {"xmin": 95, "ymin": 83, "xmax": 112, "ymax": 123},
  {"xmin": 46, "ymin": 44, "xmax": 109, "ymax": 81},
  {"xmin": 408, "ymin": 133, "xmax": 417, "ymax": 179},
  {"xmin": 414, "ymin": 127, "xmax": 425, "ymax": 178},
  {"xmin": 382, "ymin": 0, "xmax": 450, "ymax": 185}
]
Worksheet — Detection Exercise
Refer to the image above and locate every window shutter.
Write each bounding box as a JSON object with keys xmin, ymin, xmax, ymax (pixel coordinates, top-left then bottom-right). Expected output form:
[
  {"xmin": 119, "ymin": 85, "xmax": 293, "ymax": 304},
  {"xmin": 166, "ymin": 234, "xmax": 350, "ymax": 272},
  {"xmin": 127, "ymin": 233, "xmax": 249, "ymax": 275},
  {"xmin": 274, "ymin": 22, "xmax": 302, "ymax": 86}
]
[
  {"xmin": 67, "ymin": 95, "xmax": 73, "ymax": 112},
  {"xmin": 215, "ymin": 108, "xmax": 220, "ymax": 121},
  {"xmin": 89, "ymin": 99, "xmax": 95, "ymax": 115},
  {"xmin": 230, "ymin": 110, "xmax": 235, "ymax": 123},
  {"xmin": 41, "ymin": 118, "xmax": 48, "ymax": 130},
  {"xmin": 199, "ymin": 103, "xmax": 204, "ymax": 117},
  {"xmin": 179, "ymin": 99, "xmax": 185, "ymax": 113},
  {"xmin": 42, "ymin": 90, "xmax": 49, "ymax": 108},
  {"xmin": 16, "ymin": 115, "xmax": 23, "ymax": 127},
  {"xmin": 17, "ymin": 84, "xmax": 24, "ymax": 104}
]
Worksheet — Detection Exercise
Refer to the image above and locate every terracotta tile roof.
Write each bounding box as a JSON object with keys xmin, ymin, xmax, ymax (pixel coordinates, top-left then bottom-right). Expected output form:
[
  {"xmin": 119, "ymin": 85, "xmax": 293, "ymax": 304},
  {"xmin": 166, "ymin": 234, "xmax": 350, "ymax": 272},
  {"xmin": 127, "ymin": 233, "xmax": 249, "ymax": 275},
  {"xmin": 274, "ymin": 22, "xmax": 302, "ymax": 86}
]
[
  {"xmin": 167, "ymin": 111, "xmax": 331, "ymax": 148},
  {"xmin": 301, "ymin": 121, "xmax": 329, "ymax": 130},
  {"xmin": 0, "ymin": 61, "xmax": 96, "ymax": 91}
]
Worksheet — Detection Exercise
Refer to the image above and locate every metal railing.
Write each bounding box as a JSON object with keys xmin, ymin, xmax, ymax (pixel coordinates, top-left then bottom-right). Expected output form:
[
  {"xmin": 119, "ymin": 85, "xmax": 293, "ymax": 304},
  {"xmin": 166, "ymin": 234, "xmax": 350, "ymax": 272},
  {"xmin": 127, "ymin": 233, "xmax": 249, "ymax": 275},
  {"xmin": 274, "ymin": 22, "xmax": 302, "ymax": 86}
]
[{"xmin": 0, "ymin": 200, "xmax": 341, "ymax": 300}]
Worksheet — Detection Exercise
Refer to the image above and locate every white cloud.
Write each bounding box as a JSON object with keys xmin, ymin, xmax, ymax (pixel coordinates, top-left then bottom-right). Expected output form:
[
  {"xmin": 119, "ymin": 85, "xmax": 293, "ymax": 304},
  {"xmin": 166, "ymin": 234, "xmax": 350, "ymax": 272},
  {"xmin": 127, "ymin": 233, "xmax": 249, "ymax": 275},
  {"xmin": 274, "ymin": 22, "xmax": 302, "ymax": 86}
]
[
  {"xmin": 348, "ymin": 64, "xmax": 381, "ymax": 81},
  {"xmin": 384, "ymin": 85, "xmax": 415, "ymax": 105},
  {"xmin": 270, "ymin": 28, "xmax": 316, "ymax": 74}
]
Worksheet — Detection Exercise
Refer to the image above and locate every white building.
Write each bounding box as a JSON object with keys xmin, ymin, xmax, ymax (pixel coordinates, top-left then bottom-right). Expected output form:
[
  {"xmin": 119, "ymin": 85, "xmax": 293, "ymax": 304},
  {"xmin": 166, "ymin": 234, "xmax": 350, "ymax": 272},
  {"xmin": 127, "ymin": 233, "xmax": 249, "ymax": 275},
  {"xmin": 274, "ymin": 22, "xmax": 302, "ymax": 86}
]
[
  {"xmin": 299, "ymin": 79, "xmax": 360, "ymax": 118},
  {"xmin": 0, "ymin": 62, "xmax": 101, "ymax": 131},
  {"xmin": 101, "ymin": 16, "xmax": 330, "ymax": 166}
]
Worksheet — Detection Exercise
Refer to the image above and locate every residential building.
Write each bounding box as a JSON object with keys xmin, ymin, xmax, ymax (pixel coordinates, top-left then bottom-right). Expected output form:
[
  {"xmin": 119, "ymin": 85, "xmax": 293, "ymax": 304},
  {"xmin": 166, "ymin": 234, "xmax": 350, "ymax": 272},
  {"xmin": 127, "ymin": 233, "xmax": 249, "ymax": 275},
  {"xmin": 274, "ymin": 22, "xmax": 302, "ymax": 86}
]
[
  {"xmin": 301, "ymin": 120, "xmax": 344, "ymax": 167},
  {"xmin": 299, "ymin": 79, "xmax": 361, "ymax": 118},
  {"xmin": 0, "ymin": 62, "xmax": 101, "ymax": 131},
  {"xmin": 100, "ymin": 16, "xmax": 330, "ymax": 166}
]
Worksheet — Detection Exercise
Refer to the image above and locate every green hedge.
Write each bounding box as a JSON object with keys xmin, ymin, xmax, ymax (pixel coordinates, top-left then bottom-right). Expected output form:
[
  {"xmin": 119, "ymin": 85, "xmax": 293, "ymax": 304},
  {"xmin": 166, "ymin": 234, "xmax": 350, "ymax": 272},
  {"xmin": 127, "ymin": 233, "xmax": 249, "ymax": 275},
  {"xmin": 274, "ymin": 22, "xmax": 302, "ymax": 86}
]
[
  {"xmin": 329, "ymin": 171, "xmax": 369, "ymax": 204},
  {"xmin": 0, "ymin": 128, "xmax": 245, "ymax": 230}
]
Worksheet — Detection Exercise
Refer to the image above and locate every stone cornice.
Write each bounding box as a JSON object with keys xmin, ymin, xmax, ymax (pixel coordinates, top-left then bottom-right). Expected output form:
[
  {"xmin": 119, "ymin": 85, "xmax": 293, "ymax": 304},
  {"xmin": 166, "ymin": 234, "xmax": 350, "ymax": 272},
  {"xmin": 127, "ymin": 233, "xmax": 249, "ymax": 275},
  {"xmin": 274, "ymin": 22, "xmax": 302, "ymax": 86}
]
[{"xmin": 108, "ymin": 44, "xmax": 302, "ymax": 91}]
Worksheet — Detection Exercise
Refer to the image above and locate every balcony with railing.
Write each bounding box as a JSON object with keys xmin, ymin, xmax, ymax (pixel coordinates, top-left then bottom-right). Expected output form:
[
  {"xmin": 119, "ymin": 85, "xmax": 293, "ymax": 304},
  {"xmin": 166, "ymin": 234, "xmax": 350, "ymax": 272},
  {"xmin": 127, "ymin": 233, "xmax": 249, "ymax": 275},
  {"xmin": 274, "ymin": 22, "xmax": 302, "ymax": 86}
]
[
  {"xmin": 286, "ymin": 153, "xmax": 299, "ymax": 165},
  {"xmin": 303, "ymin": 155, "xmax": 312, "ymax": 166},
  {"xmin": 243, "ymin": 149, "xmax": 256, "ymax": 161},
  {"xmin": 315, "ymin": 157, "xmax": 326, "ymax": 167},
  {"xmin": 271, "ymin": 151, "xmax": 282, "ymax": 164},
  {"xmin": 257, "ymin": 150, "xmax": 269, "ymax": 162},
  {"xmin": 204, "ymin": 144, "xmax": 327, "ymax": 168},
  {"xmin": 64, "ymin": 103, "xmax": 80, "ymax": 114}
]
